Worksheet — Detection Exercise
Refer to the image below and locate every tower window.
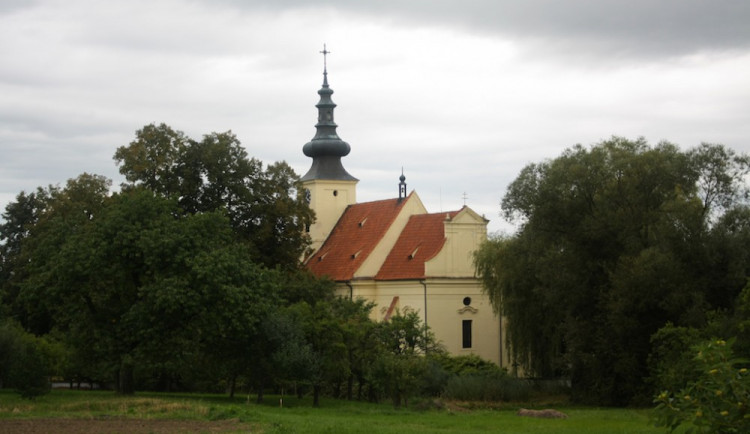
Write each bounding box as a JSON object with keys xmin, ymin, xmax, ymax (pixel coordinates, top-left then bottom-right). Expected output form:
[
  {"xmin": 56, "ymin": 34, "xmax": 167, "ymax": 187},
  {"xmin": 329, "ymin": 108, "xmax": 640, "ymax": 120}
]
[
  {"xmin": 462, "ymin": 320, "xmax": 472, "ymax": 348},
  {"xmin": 333, "ymin": 190, "xmax": 338, "ymax": 197},
  {"xmin": 463, "ymin": 297, "xmax": 472, "ymax": 306}
]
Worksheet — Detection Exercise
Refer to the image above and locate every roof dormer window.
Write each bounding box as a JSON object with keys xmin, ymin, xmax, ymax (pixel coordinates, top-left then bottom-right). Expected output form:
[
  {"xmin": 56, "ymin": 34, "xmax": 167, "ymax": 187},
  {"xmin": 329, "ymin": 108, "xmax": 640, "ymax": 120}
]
[{"xmin": 408, "ymin": 247, "xmax": 420, "ymax": 260}]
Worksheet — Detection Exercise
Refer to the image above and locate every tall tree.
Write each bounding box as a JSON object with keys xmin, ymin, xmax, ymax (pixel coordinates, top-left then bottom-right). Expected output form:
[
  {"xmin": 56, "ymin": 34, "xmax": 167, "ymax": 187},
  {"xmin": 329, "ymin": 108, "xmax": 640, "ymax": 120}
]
[
  {"xmin": 1, "ymin": 187, "xmax": 53, "ymax": 321},
  {"xmin": 13, "ymin": 185, "xmax": 280, "ymax": 393},
  {"xmin": 6, "ymin": 174, "xmax": 111, "ymax": 334},
  {"xmin": 475, "ymin": 137, "xmax": 750, "ymax": 405},
  {"xmin": 112, "ymin": 123, "xmax": 187, "ymax": 198},
  {"xmin": 114, "ymin": 124, "xmax": 314, "ymax": 268}
]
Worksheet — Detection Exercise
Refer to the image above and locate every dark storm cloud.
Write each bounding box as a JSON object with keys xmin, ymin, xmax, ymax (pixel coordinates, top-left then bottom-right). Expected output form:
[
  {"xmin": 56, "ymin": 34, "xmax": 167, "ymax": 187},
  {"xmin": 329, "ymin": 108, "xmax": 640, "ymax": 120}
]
[{"xmin": 213, "ymin": 0, "xmax": 750, "ymax": 57}]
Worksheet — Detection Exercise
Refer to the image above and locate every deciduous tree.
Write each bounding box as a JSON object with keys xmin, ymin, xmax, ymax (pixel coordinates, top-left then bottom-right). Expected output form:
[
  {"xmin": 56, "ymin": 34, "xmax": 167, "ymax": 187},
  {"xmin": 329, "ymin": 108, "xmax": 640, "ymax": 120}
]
[
  {"xmin": 475, "ymin": 137, "xmax": 750, "ymax": 405},
  {"xmin": 114, "ymin": 124, "xmax": 314, "ymax": 268}
]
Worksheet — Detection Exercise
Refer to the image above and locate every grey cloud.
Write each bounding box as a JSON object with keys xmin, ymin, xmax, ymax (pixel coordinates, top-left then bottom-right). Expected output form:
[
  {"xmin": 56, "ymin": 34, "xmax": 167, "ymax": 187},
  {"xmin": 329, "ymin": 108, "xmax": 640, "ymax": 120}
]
[
  {"xmin": 0, "ymin": 0, "xmax": 38, "ymax": 14},
  {"xmin": 210, "ymin": 0, "xmax": 750, "ymax": 58}
]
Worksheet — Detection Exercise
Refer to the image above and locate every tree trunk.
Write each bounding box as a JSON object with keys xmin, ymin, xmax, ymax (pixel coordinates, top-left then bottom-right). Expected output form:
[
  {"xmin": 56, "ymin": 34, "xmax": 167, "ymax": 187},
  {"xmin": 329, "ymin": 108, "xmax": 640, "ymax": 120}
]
[
  {"xmin": 357, "ymin": 374, "xmax": 365, "ymax": 401},
  {"xmin": 346, "ymin": 374, "xmax": 354, "ymax": 400},
  {"xmin": 256, "ymin": 379, "xmax": 264, "ymax": 404},
  {"xmin": 391, "ymin": 387, "xmax": 402, "ymax": 409},
  {"xmin": 228, "ymin": 374, "xmax": 237, "ymax": 398},
  {"xmin": 367, "ymin": 383, "xmax": 378, "ymax": 403},
  {"xmin": 117, "ymin": 359, "xmax": 135, "ymax": 395},
  {"xmin": 313, "ymin": 384, "xmax": 321, "ymax": 407}
]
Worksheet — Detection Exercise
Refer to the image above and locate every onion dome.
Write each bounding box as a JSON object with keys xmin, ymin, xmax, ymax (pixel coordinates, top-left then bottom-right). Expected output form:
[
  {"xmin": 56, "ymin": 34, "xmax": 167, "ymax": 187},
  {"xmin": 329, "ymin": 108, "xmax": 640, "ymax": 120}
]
[{"xmin": 301, "ymin": 45, "xmax": 357, "ymax": 182}]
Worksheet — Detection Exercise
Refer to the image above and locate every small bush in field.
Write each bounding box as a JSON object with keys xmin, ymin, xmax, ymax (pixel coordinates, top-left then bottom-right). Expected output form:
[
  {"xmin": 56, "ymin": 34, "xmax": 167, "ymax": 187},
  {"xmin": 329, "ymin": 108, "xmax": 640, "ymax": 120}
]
[
  {"xmin": 653, "ymin": 338, "xmax": 750, "ymax": 433},
  {"xmin": 0, "ymin": 321, "xmax": 52, "ymax": 399},
  {"xmin": 443, "ymin": 372, "xmax": 530, "ymax": 402},
  {"xmin": 433, "ymin": 353, "xmax": 505, "ymax": 377}
]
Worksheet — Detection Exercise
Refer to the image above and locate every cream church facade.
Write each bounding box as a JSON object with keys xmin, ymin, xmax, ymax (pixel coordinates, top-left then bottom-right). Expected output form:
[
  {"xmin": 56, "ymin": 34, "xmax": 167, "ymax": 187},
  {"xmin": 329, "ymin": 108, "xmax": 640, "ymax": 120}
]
[{"xmin": 299, "ymin": 58, "xmax": 512, "ymax": 369}]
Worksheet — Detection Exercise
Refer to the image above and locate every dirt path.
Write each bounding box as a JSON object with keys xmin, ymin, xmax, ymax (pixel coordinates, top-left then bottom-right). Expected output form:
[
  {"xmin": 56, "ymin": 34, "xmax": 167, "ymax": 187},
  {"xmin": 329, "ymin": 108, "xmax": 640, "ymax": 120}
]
[{"xmin": 0, "ymin": 418, "xmax": 254, "ymax": 433}]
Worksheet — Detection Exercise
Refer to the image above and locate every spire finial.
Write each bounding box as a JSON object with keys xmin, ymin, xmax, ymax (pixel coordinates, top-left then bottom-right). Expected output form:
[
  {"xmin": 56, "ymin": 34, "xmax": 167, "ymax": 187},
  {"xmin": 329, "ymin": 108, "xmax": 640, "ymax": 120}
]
[
  {"xmin": 462, "ymin": 191, "xmax": 469, "ymax": 206},
  {"xmin": 320, "ymin": 44, "xmax": 330, "ymax": 83}
]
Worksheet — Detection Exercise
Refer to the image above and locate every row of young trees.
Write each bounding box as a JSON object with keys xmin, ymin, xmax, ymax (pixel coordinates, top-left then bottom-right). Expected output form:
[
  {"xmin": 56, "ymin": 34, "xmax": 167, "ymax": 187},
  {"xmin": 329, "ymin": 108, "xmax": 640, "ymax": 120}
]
[
  {"xmin": 0, "ymin": 123, "xmax": 446, "ymax": 404},
  {"xmin": 475, "ymin": 137, "xmax": 750, "ymax": 407}
]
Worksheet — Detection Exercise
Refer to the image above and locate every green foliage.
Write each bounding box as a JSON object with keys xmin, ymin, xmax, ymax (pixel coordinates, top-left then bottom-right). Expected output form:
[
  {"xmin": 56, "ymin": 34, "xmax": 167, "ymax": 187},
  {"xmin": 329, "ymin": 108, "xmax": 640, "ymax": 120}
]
[
  {"xmin": 436, "ymin": 353, "xmax": 507, "ymax": 376},
  {"xmin": 2, "ymin": 175, "xmax": 109, "ymax": 335},
  {"xmin": 443, "ymin": 374, "xmax": 531, "ymax": 402},
  {"xmin": 475, "ymin": 138, "xmax": 750, "ymax": 405},
  {"xmin": 112, "ymin": 123, "xmax": 187, "ymax": 197},
  {"xmin": 367, "ymin": 308, "xmax": 444, "ymax": 408},
  {"xmin": 418, "ymin": 353, "xmax": 508, "ymax": 399},
  {"xmin": 113, "ymin": 123, "xmax": 314, "ymax": 268},
  {"xmin": 418, "ymin": 356, "xmax": 452, "ymax": 397},
  {"xmin": 0, "ymin": 320, "xmax": 25, "ymax": 388},
  {"xmin": 0, "ymin": 188, "xmax": 52, "ymax": 299},
  {"xmin": 433, "ymin": 354, "xmax": 529, "ymax": 402},
  {"xmin": 649, "ymin": 323, "xmax": 703, "ymax": 394},
  {"xmin": 653, "ymin": 339, "xmax": 750, "ymax": 433},
  {"xmin": 0, "ymin": 320, "xmax": 58, "ymax": 399},
  {"xmin": 6, "ymin": 181, "xmax": 285, "ymax": 393}
]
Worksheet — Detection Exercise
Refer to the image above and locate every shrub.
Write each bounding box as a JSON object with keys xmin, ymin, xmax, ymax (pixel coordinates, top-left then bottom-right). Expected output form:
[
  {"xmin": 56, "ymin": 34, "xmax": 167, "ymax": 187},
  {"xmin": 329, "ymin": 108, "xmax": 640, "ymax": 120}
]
[
  {"xmin": 11, "ymin": 339, "xmax": 52, "ymax": 399},
  {"xmin": 0, "ymin": 321, "xmax": 52, "ymax": 399},
  {"xmin": 436, "ymin": 353, "xmax": 506, "ymax": 377},
  {"xmin": 0, "ymin": 321, "xmax": 23, "ymax": 388},
  {"xmin": 443, "ymin": 373, "xmax": 531, "ymax": 402},
  {"xmin": 648, "ymin": 323, "xmax": 703, "ymax": 394},
  {"xmin": 653, "ymin": 338, "xmax": 750, "ymax": 433},
  {"xmin": 419, "ymin": 356, "xmax": 451, "ymax": 397}
]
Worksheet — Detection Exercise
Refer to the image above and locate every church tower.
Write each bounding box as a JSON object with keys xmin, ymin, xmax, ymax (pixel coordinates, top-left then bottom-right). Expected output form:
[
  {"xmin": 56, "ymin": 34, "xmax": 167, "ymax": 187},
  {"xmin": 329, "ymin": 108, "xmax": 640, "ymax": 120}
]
[{"xmin": 301, "ymin": 45, "xmax": 358, "ymax": 251}]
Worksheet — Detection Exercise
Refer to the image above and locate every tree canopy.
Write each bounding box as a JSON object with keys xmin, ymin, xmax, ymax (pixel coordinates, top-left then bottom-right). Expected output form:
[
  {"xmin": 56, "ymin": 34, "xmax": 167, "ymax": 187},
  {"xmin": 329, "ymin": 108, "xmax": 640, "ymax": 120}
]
[
  {"xmin": 0, "ymin": 123, "xmax": 459, "ymax": 404},
  {"xmin": 475, "ymin": 137, "xmax": 750, "ymax": 405},
  {"xmin": 0, "ymin": 123, "xmax": 317, "ymax": 394},
  {"xmin": 113, "ymin": 123, "xmax": 314, "ymax": 268}
]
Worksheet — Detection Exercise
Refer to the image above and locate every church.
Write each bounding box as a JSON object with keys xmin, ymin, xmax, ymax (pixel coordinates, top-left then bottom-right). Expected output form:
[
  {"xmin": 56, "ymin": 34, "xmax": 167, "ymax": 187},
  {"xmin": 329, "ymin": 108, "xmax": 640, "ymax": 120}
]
[{"xmin": 299, "ymin": 50, "xmax": 511, "ymax": 369}]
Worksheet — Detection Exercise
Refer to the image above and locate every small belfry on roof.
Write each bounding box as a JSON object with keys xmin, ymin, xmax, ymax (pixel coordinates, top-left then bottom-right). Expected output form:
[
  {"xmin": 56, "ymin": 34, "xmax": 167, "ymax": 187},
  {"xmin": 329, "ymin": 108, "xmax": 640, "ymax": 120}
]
[{"xmin": 398, "ymin": 168, "xmax": 407, "ymax": 201}]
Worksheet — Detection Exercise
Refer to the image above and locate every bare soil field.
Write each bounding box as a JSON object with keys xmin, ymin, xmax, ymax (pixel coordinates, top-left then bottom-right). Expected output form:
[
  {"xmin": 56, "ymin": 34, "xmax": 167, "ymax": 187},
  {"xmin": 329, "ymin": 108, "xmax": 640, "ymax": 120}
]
[{"xmin": 0, "ymin": 418, "xmax": 253, "ymax": 433}]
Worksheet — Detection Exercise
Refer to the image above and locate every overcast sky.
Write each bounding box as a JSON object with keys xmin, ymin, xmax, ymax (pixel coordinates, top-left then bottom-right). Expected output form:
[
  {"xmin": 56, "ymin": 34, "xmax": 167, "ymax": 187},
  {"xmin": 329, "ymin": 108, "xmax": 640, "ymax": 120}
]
[{"xmin": 2, "ymin": 0, "xmax": 749, "ymax": 234}]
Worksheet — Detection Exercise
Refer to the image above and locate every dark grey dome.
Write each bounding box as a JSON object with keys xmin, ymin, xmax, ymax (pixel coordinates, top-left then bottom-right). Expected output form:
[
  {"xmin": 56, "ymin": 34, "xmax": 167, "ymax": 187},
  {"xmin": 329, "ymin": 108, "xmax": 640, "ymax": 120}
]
[{"xmin": 300, "ymin": 68, "xmax": 357, "ymax": 182}]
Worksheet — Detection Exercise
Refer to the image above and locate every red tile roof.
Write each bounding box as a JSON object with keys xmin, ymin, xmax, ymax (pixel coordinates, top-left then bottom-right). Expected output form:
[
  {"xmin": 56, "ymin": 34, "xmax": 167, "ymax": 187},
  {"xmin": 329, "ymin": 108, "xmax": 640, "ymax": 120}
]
[
  {"xmin": 375, "ymin": 210, "xmax": 460, "ymax": 280},
  {"xmin": 305, "ymin": 196, "xmax": 410, "ymax": 281}
]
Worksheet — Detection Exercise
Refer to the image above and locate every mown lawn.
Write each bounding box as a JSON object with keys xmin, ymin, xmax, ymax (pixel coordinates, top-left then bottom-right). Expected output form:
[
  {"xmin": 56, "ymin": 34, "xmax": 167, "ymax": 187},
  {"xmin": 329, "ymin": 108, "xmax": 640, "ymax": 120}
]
[{"xmin": 0, "ymin": 389, "xmax": 674, "ymax": 433}]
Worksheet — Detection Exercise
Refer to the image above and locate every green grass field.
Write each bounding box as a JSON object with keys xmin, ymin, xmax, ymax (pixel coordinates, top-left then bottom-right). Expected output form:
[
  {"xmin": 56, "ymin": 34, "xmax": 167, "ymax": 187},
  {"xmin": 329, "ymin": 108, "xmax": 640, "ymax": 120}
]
[{"xmin": 0, "ymin": 389, "xmax": 672, "ymax": 433}]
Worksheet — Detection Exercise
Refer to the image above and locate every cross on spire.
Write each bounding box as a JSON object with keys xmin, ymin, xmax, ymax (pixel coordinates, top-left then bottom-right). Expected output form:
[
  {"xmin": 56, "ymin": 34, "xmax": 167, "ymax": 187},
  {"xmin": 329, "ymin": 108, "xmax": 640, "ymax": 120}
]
[
  {"xmin": 320, "ymin": 44, "xmax": 330, "ymax": 73},
  {"xmin": 462, "ymin": 191, "xmax": 469, "ymax": 206}
]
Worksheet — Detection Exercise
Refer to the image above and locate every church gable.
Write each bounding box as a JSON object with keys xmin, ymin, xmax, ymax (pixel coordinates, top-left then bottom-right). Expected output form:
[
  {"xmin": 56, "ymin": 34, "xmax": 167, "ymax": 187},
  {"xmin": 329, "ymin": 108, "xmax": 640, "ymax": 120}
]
[
  {"xmin": 354, "ymin": 192, "xmax": 427, "ymax": 277},
  {"xmin": 424, "ymin": 206, "xmax": 488, "ymax": 277},
  {"xmin": 375, "ymin": 211, "xmax": 460, "ymax": 280}
]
